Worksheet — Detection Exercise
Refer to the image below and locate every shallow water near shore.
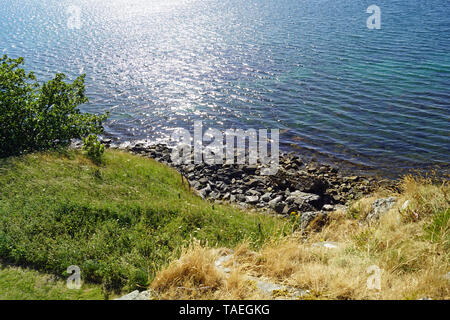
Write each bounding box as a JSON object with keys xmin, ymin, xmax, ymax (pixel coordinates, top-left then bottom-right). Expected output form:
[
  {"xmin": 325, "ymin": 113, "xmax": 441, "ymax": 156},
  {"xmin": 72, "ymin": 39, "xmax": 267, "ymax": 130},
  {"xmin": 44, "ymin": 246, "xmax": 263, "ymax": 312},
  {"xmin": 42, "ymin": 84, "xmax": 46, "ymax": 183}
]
[{"xmin": 1, "ymin": 0, "xmax": 449, "ymax": 176}]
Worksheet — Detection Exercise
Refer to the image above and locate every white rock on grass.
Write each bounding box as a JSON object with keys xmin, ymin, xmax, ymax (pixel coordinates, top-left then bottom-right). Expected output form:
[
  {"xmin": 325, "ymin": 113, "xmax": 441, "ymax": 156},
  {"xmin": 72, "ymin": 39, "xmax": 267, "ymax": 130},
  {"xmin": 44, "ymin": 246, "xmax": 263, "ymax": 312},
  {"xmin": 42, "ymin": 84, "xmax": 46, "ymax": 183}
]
[
  {"xmin": 115, "ymin": 290, "xmax": 140, "ymax": 300},
  {"xmin": 214, "ymin": 254, "xmax": 234, "ymax": 274},
  {"xmin": 247, "ymin": 276, "xmax": 308, "ymax": 300},
  {"xmin": 115, "ymin": 290, "xmax": 154, "ymax": 300},
  {"xmin": 401, "ymin": 200, "xmax": 410, "ymax": 210},
  {"xmin": 312, "ymin": 241, "xmax": 339, "ymax": 249},
  {"xmin": 214, "ymin": 252, "xmax": 307, "ymax": 300}
]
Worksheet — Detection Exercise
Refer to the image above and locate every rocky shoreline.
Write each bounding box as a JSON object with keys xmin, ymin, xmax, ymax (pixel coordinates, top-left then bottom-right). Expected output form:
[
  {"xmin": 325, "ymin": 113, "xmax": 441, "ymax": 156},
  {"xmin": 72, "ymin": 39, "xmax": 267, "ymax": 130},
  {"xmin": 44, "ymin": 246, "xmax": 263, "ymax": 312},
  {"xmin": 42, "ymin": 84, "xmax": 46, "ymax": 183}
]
[
  {"xmin": 76, "ymin": 139, "xmax": 395, "ymax": 227},
  {"xmin": 79, "ymin": 139, "xmax": 403, "ymax": 301}
]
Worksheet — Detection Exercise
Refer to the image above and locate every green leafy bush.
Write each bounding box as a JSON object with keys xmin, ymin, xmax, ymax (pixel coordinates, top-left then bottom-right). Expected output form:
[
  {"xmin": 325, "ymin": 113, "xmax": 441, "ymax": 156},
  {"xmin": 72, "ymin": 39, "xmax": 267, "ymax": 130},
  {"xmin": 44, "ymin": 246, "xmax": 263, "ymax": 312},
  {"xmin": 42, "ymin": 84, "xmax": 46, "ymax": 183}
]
[
  {"xmin": 83, "ymin": 134, "xmax": 105, "ymax": 164},
  {"xmin": 0, "ymin": 55, "xmax": 108, "ymax": 157}
]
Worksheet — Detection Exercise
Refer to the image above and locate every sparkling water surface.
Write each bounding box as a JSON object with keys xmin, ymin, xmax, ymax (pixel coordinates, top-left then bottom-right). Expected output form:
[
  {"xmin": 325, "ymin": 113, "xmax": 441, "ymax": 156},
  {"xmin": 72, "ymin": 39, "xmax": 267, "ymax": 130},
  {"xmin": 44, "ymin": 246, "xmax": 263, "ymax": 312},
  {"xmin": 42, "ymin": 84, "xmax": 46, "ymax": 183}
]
[{"xmin": 1, "ymin": 0, "xmax": 449, "ymax": 175}]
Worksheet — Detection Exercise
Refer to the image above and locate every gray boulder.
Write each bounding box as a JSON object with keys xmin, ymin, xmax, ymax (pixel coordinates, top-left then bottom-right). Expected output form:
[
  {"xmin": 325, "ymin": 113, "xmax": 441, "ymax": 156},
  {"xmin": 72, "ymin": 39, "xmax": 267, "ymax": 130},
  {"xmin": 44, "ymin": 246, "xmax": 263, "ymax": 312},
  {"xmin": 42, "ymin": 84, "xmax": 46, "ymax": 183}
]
[
  {"xmin": 286, "ymin": 191, "xmax": 320, "ymax": 205},
  {"xmin": 268, "ymin": 195, "xmax": 283, "ymax": 209},
  {"xmin": 115, "ymin": 290, "xmax": 154, "ymax": 300},
  {"xmin": 245, "ymin": 195, "xmax": 259, "ymax": 204},
  {"xmin": 366, "ymin": 197, "xmax": 397, "ymax": 221},
  {"xmin": 300, "ymin": 211, "xmax": 327, "ymax": 230},
  {"xmin": 261, "ymin": 193, "xmax": 272, "ymax": 202},
  {"xmin": 286, "ymin": 191, "xmax": 321, "ymax": 211}
]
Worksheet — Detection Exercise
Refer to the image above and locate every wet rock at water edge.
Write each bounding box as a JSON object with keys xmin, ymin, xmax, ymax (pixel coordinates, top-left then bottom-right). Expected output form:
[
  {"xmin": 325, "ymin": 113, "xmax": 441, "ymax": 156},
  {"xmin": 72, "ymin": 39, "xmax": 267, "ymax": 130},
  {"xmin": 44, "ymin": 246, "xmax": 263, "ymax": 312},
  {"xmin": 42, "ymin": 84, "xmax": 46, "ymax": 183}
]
[{"xmin": 100, "ymin": 139, "xmax": 385, "ymax": 218}]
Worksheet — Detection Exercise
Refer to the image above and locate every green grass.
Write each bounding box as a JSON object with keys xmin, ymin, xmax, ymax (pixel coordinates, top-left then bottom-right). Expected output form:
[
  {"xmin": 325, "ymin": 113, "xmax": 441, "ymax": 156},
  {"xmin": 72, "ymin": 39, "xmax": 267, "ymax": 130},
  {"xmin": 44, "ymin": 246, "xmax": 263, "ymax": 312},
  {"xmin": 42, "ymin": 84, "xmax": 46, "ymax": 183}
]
[
  {"xmin": 0, "ymin": 149, "xmax": 288, "ymax": 296},
  {"xmin": 0, "ymin": 263, "xmax": 104, "ymax": 300},
  {"xmin": 424, "ymin": 208, "xmax": 449, "ymax": 246}
]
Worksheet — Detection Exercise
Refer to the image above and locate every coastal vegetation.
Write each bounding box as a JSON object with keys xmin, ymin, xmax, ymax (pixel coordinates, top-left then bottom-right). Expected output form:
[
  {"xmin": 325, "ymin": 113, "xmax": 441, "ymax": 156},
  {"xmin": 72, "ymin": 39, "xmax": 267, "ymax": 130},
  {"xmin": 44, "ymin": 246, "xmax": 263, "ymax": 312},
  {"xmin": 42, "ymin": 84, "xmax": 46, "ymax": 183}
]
[
  {"xmin": 0, "ymin": 55, "xmax": 447, "ymax": 300},
  {"xmin": 0, "ymin": 147, "xmax": 446, "ymax": 299},
  {"xmin": 0, "ymin": 264, "xmax": 104, "ymax": 300},
  {"xmin": 0, "ymin": 149, "xmax": 288, "ymax": 298},
  {"xmin": 0, "ymin": 55, "xmax": 285, "ymax": 298},
  {"xmin": 0, "ymin": 55, "xmax": 108, "ymax": 158},
  {"xmin": 151, "ymin": 175, "xmax": 449, "ymax": 300}
]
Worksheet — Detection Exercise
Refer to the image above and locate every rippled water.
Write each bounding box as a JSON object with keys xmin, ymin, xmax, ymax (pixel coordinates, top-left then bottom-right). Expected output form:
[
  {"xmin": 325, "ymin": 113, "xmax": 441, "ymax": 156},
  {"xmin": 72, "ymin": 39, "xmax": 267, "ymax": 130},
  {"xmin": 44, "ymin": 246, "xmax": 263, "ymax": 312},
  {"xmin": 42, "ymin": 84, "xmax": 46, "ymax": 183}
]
[{"xmin": 1, "ymin": 0, "xmax": 449, "ymax": 175}]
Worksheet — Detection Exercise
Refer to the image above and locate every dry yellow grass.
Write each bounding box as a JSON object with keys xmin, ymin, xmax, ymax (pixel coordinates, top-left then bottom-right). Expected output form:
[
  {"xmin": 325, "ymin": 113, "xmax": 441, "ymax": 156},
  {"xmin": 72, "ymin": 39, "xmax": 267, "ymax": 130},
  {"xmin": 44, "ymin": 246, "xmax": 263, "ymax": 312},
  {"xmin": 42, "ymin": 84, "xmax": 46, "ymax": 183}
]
[
  {"xmin": 150, "ymin": 244, "xmax": 261, "ymax": 299},
  {"xmin": 151, "ymin": 176, "xmax": 449, "ymax": 300}
]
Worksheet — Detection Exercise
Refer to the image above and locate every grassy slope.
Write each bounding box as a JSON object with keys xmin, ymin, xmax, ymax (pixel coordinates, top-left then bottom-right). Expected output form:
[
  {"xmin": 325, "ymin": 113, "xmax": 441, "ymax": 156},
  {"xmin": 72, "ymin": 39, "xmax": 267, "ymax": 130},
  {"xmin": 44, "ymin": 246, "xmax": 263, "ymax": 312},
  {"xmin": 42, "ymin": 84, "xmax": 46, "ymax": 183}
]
[
  {"xmin": 152, "ymin": 176, "xmax": 449, "ymax": 300},
  {"xmin": 0, "ymin": 149, "xmax": 288, "ymax": 297},
  {"xmin": 0, "ymin": 264, "xmax": 104, "ymax": 300}
]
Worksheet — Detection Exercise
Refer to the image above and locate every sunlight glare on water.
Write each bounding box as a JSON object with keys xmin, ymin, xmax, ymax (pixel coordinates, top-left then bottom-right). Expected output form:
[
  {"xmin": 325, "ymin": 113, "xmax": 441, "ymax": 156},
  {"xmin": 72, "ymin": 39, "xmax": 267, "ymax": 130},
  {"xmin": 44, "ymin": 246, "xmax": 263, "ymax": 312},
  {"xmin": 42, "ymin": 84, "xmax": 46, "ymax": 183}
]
[{"xmin": 0, "ymin": 0, "xmax": 449, "ymax": 174}]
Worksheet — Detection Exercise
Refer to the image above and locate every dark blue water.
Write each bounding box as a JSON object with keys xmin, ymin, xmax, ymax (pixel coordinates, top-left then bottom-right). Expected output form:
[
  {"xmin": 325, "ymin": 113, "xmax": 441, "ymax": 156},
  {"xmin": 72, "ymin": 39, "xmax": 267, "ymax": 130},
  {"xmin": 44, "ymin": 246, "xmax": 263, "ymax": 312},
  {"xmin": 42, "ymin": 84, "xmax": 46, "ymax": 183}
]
[{"xmin": 1, "ymin": 0, "xmax": 449, "ymax": 174}]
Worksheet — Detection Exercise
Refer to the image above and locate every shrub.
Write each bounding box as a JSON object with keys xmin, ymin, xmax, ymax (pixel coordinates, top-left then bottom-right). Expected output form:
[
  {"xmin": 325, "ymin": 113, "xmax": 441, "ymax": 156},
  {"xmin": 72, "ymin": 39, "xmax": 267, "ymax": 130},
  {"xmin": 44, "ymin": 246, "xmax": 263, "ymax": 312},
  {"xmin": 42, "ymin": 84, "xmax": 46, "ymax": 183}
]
[
  {"xmin": 0, "ymin": 55, "xmax": 108, "ymax": 157},
  {"xmin": 83, "ymin": 134, "xmax": 105, "ymax": 164}
]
